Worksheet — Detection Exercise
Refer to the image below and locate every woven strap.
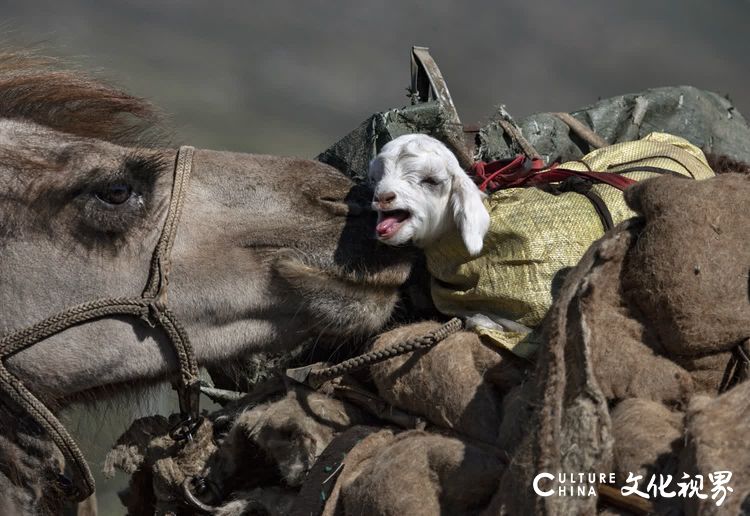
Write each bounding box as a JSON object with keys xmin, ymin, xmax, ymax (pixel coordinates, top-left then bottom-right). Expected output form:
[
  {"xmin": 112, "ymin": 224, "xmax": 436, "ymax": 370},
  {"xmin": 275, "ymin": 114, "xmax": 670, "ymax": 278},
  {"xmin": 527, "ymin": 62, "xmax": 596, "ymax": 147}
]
[
  {"xmin": 144, "ymin": 145, "xmax": 194, "ymax": 302},
  {"xmin": 0, "ymin": 146, "xmax": 199, "ymax": 502},
  {"xmin": 286, "ymin": 318, "xmax": 464, "ymax": 389}
]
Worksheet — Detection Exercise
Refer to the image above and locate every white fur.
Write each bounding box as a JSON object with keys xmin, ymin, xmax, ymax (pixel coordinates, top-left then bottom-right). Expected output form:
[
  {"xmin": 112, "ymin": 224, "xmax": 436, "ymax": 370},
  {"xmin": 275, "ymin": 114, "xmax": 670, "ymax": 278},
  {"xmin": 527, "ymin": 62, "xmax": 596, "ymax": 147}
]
[{"xmin": 368, "ymin": 134, "xmax": 490, "ymax": 255}]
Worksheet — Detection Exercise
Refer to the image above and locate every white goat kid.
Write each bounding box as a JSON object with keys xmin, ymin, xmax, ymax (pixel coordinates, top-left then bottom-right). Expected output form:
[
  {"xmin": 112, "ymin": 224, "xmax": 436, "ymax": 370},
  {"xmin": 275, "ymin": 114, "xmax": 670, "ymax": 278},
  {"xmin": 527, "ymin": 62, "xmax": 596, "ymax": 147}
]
[
  {"xmin": 369, "ymin": 134, "xmax": 490, "ymax": 255},
  {"xmin": 369, "ymin": 134, "xmax": 532, "ymax": 334}
]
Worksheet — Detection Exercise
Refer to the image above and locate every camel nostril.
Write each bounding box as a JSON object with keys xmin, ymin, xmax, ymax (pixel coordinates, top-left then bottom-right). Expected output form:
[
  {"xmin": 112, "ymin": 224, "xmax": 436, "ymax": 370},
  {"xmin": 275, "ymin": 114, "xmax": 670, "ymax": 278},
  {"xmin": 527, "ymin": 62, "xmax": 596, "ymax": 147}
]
[{"xmin": 377, "ymin": 192, "xmax": 396, "ymax": 204}]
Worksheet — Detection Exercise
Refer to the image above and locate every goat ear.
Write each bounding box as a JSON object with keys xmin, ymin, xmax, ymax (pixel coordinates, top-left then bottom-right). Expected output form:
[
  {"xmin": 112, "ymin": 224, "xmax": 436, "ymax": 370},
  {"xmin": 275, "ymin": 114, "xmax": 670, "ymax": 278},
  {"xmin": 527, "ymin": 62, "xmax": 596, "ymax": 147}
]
[{"xmin": 450, "ymin": 166, "xmax": 490, "ymax": 256}]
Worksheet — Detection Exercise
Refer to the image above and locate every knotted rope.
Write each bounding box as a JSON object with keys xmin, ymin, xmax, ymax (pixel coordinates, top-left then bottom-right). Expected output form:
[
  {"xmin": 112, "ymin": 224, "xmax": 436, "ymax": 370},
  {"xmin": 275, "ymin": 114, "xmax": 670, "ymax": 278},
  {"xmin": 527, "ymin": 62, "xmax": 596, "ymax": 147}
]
[{"xmin": 287, "ymin": 318, "xmax": 464, "ymax": 389}]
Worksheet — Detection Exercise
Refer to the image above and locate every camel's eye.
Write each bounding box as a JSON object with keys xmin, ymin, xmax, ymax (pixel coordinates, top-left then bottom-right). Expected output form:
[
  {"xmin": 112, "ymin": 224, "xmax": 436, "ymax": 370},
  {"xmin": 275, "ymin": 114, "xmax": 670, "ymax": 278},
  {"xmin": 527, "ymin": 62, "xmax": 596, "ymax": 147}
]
[
  {"xmin": 95, "ymin": 183, "xmax": 132, "ymax": 205},
  {"xmin": 79, "ymin": 181, "xmax": 145, "ymax": 235}
]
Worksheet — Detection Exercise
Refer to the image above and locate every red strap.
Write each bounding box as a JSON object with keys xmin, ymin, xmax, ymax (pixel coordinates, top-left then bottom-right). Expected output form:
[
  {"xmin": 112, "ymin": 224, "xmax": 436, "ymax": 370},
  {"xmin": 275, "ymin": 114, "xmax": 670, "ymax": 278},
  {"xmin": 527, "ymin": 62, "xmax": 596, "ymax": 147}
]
[
  {"xmin": 472, "ymin": 156, "xmax": 546, "ymax": 191},
  {"xmin": 470, "ymin": 157, "xmax": 637, "ymax": 192}
]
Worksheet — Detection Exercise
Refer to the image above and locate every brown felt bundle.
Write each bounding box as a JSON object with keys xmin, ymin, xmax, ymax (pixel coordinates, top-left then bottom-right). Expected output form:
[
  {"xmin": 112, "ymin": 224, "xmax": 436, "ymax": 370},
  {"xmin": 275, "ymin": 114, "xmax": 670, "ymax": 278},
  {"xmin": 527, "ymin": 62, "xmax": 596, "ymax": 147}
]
[
  {"xmin": 220, "ymin": 386, "xmax": 368, "ymax": 487},
  {"xmin": 611, "ymin": 398, "xmax": 684, "ymax": 481},
  {"xmin": 679, "ymin": 383, "xmax": 750, "ymax": 515},
  {"xmin": 610, "ymin": 398, "xmax": 686, "ymax": 515},
  {"xmin": 611, "ymin": 398, "xmax": 684, "ymax": 514},
  {"xmin": 368, "ymin": 321, "xmax": 527, "ymax": 444},
  {"xmin": 487, "ymin": 226, "xmax": 628, "ymax": 516},
  {"xmin": 565, "ymin": 220, "xmax": 697, "ymax": 404},
  {"xmin": 327, "ymin": 430, "xmax": 505, "ymax": 516},
  {"xmin": 622, "ymin": 173, "xmax": 750, "ymax": 357}
]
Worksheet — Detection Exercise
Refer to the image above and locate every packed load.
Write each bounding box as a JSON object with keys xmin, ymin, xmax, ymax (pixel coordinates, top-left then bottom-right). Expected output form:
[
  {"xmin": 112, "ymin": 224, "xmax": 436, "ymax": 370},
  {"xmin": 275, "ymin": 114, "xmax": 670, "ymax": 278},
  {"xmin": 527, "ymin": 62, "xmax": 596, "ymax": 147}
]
[{"xmin": 109, "ymin": 47, "xmax": 750, "ymax": 515}]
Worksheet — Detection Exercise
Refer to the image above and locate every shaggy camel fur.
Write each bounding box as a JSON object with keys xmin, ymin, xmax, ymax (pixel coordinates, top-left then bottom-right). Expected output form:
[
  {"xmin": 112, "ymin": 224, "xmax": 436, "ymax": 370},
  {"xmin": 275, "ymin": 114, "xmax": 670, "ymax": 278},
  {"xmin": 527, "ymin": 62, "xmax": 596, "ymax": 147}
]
[
  {"xmin": 212, "ymin": 487, "xmax": 296, "ymax": 516},
  {"xmin": 104, "ymin": 415, "xmax": 218, "ymax": 515},
  {"xmin": 0, "ymin": 404, "xmax": 67, "ymax": 515}
]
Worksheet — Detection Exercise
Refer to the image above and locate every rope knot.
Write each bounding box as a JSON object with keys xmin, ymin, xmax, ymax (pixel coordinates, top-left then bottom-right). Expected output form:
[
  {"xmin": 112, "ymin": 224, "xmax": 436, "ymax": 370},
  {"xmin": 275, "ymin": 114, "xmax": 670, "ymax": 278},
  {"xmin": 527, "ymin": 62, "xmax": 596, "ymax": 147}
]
[{"xmin": 141, "ymin": 300, "xmax": 166, "ymax": 328}]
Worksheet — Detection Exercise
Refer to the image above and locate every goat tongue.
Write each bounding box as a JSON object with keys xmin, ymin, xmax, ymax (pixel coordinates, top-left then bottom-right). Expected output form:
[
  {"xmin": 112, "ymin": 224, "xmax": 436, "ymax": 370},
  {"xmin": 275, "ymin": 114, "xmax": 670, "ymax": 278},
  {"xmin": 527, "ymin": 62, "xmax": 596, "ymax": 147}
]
[{"xmin": 376, "ymin": 210, "xmax": 409, "ymax": 236}]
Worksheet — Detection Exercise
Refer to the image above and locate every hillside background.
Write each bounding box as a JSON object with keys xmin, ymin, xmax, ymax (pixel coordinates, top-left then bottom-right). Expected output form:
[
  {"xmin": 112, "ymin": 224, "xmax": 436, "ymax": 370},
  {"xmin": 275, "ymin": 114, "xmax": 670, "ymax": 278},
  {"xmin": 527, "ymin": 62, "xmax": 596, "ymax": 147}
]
[
  {"xmin": 5, "ymin": 0, "xmax": 749, "ymax": 157},
  {"xmin": 3, "ymin": 1, "xmax": 748, "ymax": 513}
]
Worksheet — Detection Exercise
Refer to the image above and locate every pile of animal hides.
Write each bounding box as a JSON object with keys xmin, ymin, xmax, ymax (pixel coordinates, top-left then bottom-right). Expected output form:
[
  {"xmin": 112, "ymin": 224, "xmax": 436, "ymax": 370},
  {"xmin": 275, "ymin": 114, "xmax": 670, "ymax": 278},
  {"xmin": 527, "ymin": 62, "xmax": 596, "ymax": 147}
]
[{"xmin": 106, "ymin": 61, "xmax": 750, "ymax": 515}]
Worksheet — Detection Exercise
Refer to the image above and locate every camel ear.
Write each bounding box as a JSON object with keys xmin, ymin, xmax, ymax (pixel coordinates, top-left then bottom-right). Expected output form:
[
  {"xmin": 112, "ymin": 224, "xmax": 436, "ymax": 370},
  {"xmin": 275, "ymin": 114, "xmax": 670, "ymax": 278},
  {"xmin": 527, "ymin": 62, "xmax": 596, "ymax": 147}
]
[{"xmin": 449, "ymin": 167, "xmax": 490, "ymax": 256}]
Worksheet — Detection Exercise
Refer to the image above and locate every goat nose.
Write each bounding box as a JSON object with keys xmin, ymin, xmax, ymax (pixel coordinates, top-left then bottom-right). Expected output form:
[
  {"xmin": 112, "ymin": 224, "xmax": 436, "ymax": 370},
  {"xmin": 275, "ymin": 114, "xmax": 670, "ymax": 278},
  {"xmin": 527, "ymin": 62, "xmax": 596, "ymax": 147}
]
[{"xmin": 376, "ymin": 191, "xmax": 396, "ymax": 204}]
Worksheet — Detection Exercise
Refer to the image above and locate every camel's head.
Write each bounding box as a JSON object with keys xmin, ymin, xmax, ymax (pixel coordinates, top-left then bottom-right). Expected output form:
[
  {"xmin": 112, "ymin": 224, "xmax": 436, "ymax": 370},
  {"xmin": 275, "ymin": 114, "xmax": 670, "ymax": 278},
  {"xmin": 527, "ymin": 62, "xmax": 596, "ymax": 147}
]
[{"xmin": 0, "ymin": 54, "xmax": 415, "ymax": 407}]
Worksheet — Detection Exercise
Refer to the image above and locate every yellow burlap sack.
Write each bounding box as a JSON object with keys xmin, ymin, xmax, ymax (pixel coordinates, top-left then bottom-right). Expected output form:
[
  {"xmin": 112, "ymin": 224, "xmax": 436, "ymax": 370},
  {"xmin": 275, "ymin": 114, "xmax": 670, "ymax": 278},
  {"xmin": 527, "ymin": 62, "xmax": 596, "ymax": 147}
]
[{"xmin": 425, "ymin": 133, "xmax": 715, "ymax": 359}]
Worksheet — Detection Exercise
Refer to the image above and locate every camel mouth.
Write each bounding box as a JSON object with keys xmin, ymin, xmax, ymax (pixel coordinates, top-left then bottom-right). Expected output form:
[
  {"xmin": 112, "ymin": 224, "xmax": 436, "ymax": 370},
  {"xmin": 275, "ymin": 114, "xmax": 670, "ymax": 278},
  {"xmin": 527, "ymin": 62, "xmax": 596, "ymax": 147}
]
[
  {"xmin": 272, "ymin": 252, "xmax": 413, "ymax": 338},
  {"xmin": 274, "ymin": 250, "xmax": 413, "ymax": 291},
  {"xmin": 376, "ymin": 209, "xmax": 411, "ymax": 240}
]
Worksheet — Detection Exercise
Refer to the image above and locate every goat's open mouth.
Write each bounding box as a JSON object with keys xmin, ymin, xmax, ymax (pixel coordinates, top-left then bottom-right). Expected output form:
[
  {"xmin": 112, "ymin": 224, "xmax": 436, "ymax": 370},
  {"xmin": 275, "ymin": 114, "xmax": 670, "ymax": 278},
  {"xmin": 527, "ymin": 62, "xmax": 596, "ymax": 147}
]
[{"xmin": 376, "ymin": 209, "xmax": 411, "ymax": 239}]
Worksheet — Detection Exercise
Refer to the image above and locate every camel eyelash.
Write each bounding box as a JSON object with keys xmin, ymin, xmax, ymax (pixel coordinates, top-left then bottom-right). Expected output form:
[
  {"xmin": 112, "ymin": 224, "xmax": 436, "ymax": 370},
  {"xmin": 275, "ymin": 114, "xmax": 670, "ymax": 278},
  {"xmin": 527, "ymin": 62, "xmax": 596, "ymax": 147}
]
[{"xmin": 122, "ymin": 151, "xmax": 169, "ymax": 181}]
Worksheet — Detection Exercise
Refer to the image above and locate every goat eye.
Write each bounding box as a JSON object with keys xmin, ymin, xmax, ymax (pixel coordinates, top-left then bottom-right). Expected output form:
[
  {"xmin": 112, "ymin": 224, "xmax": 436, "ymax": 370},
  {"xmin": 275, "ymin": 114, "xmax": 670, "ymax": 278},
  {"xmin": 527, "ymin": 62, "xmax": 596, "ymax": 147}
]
[
  {"xmin": 95, "ymin": 183, "xmax": 132, "ymax": 205},
  {"xmin": 421, "ymin": 177, "xmax": 440, "ymax": 186}
]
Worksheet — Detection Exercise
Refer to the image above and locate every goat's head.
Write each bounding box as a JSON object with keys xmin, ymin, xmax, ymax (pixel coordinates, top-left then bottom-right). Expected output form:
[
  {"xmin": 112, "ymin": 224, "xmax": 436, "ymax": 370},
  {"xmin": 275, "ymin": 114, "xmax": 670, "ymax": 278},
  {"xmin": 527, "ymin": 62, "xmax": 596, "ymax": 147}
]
[{"xmin": 368, "ymin": 134, "xmax": 489, "ymax": 255}]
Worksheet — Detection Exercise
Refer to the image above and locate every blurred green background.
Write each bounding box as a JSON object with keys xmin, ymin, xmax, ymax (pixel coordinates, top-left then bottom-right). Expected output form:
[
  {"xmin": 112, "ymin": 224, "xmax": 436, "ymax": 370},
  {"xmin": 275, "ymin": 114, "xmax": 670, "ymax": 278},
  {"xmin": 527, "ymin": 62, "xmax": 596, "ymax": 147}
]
[
  {"xmin": 3, "ymin": 0, "xmax": 748, "ymax": 513},
  {"xmin": 4, "ymin": 0, "xmax": 748, "ymax": 157}
]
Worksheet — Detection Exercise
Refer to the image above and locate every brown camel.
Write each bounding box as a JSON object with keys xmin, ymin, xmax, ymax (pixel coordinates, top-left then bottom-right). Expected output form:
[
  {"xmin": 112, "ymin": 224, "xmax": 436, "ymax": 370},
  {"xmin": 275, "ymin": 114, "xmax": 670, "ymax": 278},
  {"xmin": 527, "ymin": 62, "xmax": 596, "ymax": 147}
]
[{"xmin": 0, "ymin": 51, "xmax": 415, "ymax": 514}]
